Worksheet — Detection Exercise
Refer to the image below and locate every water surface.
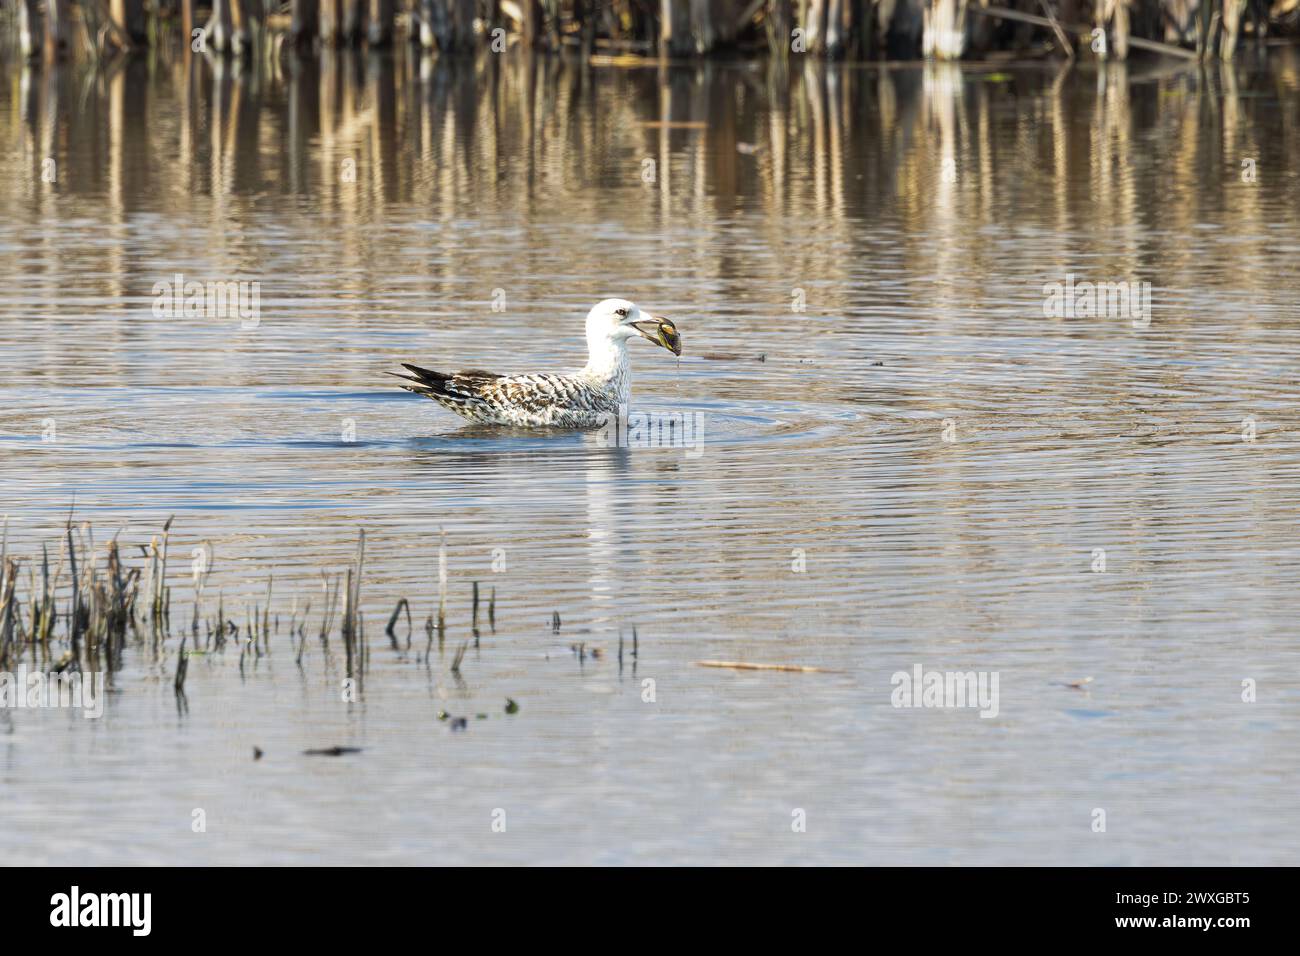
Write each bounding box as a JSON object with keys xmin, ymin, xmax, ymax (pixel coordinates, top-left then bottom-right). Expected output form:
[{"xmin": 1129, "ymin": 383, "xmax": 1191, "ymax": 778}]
[{"xmin": 2, "ymin": 48, "xmax": 1300, "ymax": 864}]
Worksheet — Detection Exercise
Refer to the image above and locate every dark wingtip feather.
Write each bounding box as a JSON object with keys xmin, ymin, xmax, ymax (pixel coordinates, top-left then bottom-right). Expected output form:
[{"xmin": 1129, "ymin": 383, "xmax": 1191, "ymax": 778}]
[
  {"xmin": 391, "ymin": 364, "xmax": 453, "ymax": 397},
  {"xmin": 401, "ymin": 363, "xmax": 450, "ymax": 383}
]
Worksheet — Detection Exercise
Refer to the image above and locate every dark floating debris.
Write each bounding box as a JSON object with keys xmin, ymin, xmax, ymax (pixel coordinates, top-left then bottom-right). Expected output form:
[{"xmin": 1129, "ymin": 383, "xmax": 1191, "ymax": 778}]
[
  {"xmin": 568, "ymin": 642, "xmax": 605, "ymax": 663},
  {"xmin": 450, "ymin": 718, "xmax": 468, "ymax": 732},
  {"xmin": 1055, "ymin": 677, "xmax": 1095, "ymax": 689},
  {"xmin": 302, "ymin": 746, "xmax": 363, "ymax": 757},
  {"xmin": 253, "ymin": 747, "xmax": 264, "ymax": 760},
  {"xmin": 505, "ymin": 698, "xmax": 519, "ymax": 715}
]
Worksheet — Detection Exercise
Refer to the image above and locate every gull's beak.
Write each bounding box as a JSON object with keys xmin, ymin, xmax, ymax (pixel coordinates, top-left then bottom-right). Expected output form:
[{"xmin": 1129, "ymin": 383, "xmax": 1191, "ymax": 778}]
[{"xmin": 630, "ymin": 315, "xmax": 682, "ymax": 356}]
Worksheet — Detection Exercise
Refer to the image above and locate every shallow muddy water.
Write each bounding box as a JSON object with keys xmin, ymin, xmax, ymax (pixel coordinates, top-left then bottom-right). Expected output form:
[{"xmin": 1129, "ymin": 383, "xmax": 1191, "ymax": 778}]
[{"xmin": 2, "ymin": 46, "xmax": 1299, "ymax": 864}]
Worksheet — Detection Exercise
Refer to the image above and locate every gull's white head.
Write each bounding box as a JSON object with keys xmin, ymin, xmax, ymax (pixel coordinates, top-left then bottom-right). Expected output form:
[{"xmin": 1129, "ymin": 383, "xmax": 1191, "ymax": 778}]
[{"xmin": 585, "ymin": 298, "xmax": 681, "ymax": 357}]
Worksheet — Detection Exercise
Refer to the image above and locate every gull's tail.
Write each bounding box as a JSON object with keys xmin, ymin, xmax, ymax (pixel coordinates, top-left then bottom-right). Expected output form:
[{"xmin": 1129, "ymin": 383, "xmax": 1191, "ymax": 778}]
[
  {"xmin": 389, "ymin": 364, "xmax": 510, "ymax": 422},
  {"xmin": 388, "ymin": 363, "xmax": 455, "ymax": 400}
]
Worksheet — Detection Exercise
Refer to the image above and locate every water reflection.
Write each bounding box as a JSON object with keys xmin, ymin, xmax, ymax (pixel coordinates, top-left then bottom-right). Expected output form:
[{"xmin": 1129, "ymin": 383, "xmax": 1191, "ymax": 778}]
[
  {"xmin": 6, "ymin": 47, "xmax": 1299, "ymax": 361},
  {"xmin": 6, "ymin": 46, "xmax": 1299, "ymax": 218}
]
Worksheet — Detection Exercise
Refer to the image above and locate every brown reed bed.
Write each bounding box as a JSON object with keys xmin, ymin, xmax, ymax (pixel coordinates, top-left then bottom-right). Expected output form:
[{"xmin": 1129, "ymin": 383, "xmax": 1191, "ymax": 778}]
[{"xmin": 17, "ymin": 0, "xmax": 1297, "ymax": 65}]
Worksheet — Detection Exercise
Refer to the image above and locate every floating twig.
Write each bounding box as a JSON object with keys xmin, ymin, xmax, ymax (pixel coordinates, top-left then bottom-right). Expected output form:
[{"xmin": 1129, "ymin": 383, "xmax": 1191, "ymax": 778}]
[{"xmin": 692, "ymin": 660, "xmax": 838, "ymax": 673}]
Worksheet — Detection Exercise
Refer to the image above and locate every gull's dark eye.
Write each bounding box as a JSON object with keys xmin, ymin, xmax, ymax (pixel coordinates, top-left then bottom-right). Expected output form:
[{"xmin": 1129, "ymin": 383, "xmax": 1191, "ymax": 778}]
[{"xmin": 615, "ymin": 308, "xmax": 628, "ymax": 318}]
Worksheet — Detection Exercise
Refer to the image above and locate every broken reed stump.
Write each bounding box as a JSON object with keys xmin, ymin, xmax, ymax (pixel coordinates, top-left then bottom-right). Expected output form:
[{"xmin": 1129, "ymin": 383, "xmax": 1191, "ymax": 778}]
[
  {"xmin": 66, "ymin": 516, "xmax": 81, "ymax": 657},
  {"xmin": 175, "ymin": 635, "xmax": 190, "ymax": 693},
  {"xmin": 0, "ymin": 559, "xmax": 18, "ymax": 671},
  {"xmin": 143, "ymin": 516, "xmax": 174, "ymax": 629},
  {"xmin": 437, "ymin": 528, "xmax": 448, "ymax": 633},
  {"xmin": 340, "ymin": 528, "xmax": 366, "ymax": 678},
  {"xmin": 386, "ymin": 597, "xmax": 412, "ymax": 649}
]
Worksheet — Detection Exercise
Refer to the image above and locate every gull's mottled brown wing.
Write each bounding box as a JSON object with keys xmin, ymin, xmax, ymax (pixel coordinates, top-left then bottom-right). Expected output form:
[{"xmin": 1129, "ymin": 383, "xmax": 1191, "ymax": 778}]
[{"xmin": 392, "ymin": 364, "xmax": 617, "ymax": 425}]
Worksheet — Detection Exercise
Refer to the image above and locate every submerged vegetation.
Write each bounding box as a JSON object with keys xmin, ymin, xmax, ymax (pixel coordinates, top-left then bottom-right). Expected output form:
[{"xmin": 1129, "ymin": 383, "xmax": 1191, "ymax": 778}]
[
  {"xmin": 0, "ymin": 514, "xmax": 376, "ymax": 688},
  {"xmin": 6, "ymin": 0, "xmax": 1300, "ymax": 62},
  {"xmin": 0, "ymin": 513, "xmax": 640, "ymax": 725}
]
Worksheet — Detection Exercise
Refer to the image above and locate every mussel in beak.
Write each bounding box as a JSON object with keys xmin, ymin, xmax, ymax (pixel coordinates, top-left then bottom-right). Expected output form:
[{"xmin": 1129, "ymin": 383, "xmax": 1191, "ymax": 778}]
[{"xmin": 632, "ymin": 315, "xmax": 682, "ymax": 356}]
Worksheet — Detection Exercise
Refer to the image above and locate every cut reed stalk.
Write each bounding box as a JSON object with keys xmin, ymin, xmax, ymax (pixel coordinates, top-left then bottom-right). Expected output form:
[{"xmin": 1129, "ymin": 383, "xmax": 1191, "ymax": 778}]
[
  {"xmin": 175, "ymin": 636, "xmax": 190, "ymax": 692},
  {"xmin": 437, "ymin": 528, "xmax": 447, "ymax": 635}
]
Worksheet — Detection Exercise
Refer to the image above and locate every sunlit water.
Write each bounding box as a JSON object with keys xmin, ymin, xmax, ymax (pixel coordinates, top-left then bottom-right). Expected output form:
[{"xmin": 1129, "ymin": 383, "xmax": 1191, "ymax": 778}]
[{"xmin": 2, "ymin": 46, "xmax": 1300, "ymax": 864}]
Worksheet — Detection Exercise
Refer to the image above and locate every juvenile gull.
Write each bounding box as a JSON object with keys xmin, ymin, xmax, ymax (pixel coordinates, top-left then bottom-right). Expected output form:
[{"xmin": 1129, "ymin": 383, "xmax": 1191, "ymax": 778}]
[{"xmin": 391, "ymin": 298, "xmax": 681, "ymax": 428}]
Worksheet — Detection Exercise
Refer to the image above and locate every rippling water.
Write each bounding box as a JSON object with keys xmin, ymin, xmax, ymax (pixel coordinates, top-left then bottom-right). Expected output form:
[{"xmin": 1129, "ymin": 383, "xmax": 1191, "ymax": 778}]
[{"xmin": 2, "ymin": 46, "xmax": 1300, "ymax": 864}]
